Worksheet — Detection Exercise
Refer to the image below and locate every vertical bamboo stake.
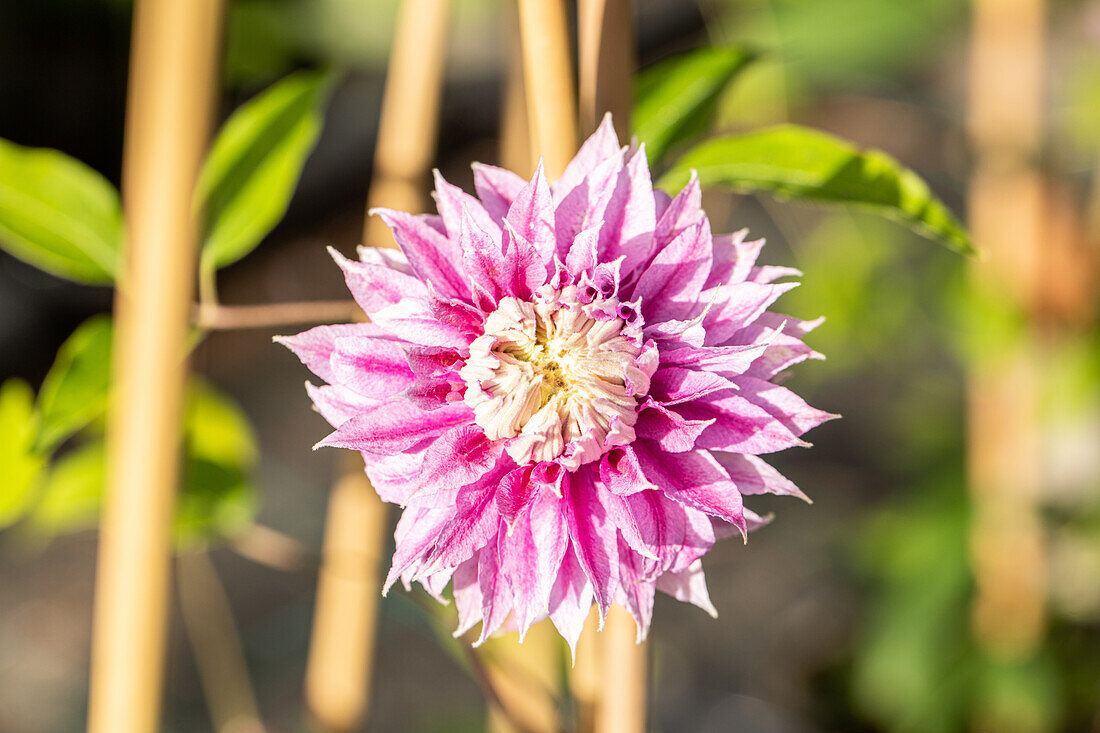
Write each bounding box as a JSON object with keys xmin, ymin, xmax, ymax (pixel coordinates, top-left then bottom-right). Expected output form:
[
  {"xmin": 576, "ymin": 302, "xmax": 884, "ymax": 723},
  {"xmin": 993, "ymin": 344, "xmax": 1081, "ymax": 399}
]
[
  {"xmin": 966, "ymin": 0, "xmax": 1047, "ymax": 708},
  {"xmin": 578, "ymin": 0, "xmax": 634, "ymax": 140},
  {"xmin": 516, "ymin": 0, "xmax": 577, "ymax": 180},
  {"xmin": 596, "ymin": 608, "xmax": 646, "ymax": 733},
  {"xmin": 303, "ymin": 1, "xmax": 450, "ymax": 730},
  {"xmin": 86, "ymin": 1, "xmax": 223, "ymax": 731},
  {"xmin": 363, "ymin": 0, "xmax": 451, "ymax": 247}
]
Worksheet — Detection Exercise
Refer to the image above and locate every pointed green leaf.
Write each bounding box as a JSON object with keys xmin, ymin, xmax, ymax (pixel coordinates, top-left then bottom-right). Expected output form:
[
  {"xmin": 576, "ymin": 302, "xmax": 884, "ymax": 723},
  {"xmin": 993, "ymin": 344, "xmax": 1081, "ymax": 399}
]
[
  {"xmin": 659, "ymin": 125, "xmax": 973, "ymax": 255},
  {"xmin": 198, "ymin": 69, "xmax": 335, "ymax": 273},
  {"xmin": 633, "ymin": 46, "xmax": 756, "ymax": 165},
  {"xmin": 34, "ymin": 315, "xmax": 113, "ymax": 452},
  {"xmin": 0, "ymin": 138, "xmax": 123, "ymax": 283},
  {"xmin": 0, "ymin": 379, "xmax": 47, "ymax": 528}
]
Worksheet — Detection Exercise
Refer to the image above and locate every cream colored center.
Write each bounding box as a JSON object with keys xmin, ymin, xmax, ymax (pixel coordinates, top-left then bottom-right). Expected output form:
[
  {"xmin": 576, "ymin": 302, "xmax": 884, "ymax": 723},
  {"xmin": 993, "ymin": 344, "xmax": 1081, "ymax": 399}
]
[{"xmin": 460, "ymin": 288, "xmax": 648, "ymax": 469}]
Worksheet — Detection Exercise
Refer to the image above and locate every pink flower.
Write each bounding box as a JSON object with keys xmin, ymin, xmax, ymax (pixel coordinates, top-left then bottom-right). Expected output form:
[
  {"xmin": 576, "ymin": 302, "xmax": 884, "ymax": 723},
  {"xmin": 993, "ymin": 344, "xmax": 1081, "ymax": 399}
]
[{"xmin": 279, "ymin": 116, "xmax": 834, "ymax": 651}]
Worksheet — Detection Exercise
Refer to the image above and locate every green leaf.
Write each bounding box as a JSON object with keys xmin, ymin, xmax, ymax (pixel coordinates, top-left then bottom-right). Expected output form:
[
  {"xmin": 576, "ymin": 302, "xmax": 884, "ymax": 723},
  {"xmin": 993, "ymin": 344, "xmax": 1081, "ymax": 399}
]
[
  {"xmin": 27, "ymin": 379, "xmax": 259, "ymax": 549},
  {"xmin": 28, "ymin": 441, "xmax": 105, "ymax": 537},
  {"xmin": 659, "ymin": 125, "xmax": 973, "ymax": 255},
  {"xmin": 0, "ymin": 138, "xmax": 123, "ymax": 283},
  {"xmin": 633, "ymin": 46, "xmax": 756, "ymax": 165},
  {"xmin": 197, "ymin": 69, "xmax": 335, "ymax": 273},
  {"xmin": 175, "ymin": 379, "xmax": 258, "ymax": 548},
  {"xmin": 34, "ymin": 315, "xmax": 113, "ymax": 452},
  {"xmin": 0, "ymin": 379, "xmax": 47, "ymax": 528}
]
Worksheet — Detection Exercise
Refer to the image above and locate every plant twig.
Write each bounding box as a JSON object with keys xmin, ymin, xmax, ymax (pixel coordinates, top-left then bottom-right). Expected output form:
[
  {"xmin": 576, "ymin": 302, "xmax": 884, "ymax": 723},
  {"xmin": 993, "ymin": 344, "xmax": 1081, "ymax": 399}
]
[
  {"xmin": 177, "ymin": 552, "xmax": 266, "ymax": 733},
  {"xmin": 193, "ymin": 300, "xmax": 360, "ymax": 331}
]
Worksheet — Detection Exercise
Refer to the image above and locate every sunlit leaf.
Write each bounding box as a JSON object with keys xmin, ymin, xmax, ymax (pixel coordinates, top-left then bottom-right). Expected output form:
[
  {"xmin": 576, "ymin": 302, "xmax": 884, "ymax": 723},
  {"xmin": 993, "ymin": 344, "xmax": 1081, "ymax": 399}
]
[
  {"xmin": 34, "ymin": 315, "xmax": 113, "ymax": 452},
  {"xmin": 0, "ymin": 379, "xmax": 47, "ymax": 528},
  {"xmin": 0, "ymin": 138, "xmax": 123, "ymax": 283},
  {"xmin": 28, "ymin": 441, "xmax": 105, "ymax": 537},
  {"xmin": 633, "ymin": 46, "xmax": 755, "ymax": 165},
  {"xmin": 659, "ymin": 125, "xmax": 973, "ymax": 255},
  {"xmin": 197, "ymin": 69, "xmax": 335, "ymax": 273}
]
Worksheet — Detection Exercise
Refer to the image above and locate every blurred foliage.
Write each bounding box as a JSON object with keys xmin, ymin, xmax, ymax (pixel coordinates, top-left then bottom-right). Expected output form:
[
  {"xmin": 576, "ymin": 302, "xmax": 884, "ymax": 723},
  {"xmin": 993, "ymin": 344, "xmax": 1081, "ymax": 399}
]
[
  {"xmin": 660, "ymin": 125, "xmax": 972, "ymax": 254},
  {"xmin": 198, "ymin": 68, "xmax": 335, "ymax": 275},
  {"xmin": 0, "ymin": 137, "xmax": 123, "ymax": 284},
  {"xmin": 0, "ymin": 379, "xmax": 47, "ymax": 529},
  {"xmin": 633, "ymin": 45, "xmax": 756, "ymax": 167},
  {"xmin": 33, "ymin": 314, "xmax": 113, "ymax": 452},
  {"xmin": 25, "ymin": 374, "xmax": 259, "ymax": 550}
]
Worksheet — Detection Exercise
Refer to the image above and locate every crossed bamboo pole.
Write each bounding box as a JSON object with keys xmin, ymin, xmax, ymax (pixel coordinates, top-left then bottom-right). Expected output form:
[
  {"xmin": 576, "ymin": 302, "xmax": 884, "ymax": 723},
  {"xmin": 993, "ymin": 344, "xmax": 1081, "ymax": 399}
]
[{"xmin": 87, "ymin": 1, "xmax": 223, "ymax": 731}]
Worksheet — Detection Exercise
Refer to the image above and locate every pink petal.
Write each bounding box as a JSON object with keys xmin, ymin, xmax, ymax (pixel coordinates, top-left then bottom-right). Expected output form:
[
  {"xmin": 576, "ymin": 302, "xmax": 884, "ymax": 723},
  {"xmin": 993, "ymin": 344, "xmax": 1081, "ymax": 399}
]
[
  {"xmin": 369, "ymin": 298, "xmax": 475, "ymax": 349},
  {"xmin": 596, "ymin": 146, "xmax": 656, "ymax": 277},
  {"xmin": 712, "ymin": 452, "xmax": 809, "ymax": 501},
  {"xmin": 553, "ymin": 113, "xmax": 621, "ymax": 202},
  {"xmin": 632, "ymin": 442, "xmax": 747, "ymax": 537},
  {"xmin": 615, "ymin": 540, "xmax": 656, "ymax": 641},
  {"xmin": 634, "ymin": 399, "xmax": 714, "ymax": 453},
  {"xmin": 653, "ymin": 172, "xmax": 703, "ymax": 251},
  {"xmin": 472, "ymin": 162, "xmax": 527, "ymax": 222},
  {"xmin": 655, "ymin": 559, "xmax": 717, "ymax": 617},
  {"xmin": 415, "ymin": 425, "xmax": 502, "ymax": 498},
  {"xmin": 599, "ymin": 446, "xmax": 655, "ymax": 496},
  {"xmin": 649, "ymin": 367, "xmax": 737, "ymax": 406},
  {"xmin": 597, "ymin": 483, "xmax": 658, "ymax": 561},
  {"xmin": 730, "ymin": 376, "xmax": 838, "ymax": 437},
  {"xmin": 423, "ymin": 463, "xmax": 511, "ymax": 571},
  {"xmin": 702, "ymin": 281, "xmax": 799, "ymax": 346},
  {"xmin": 371, "ymin": 208, "xmax": 471, "ymax": 301},
  {"xmin": 305, "ymin": 382, "xmax": 379, "ymax": 427},
  {"xmin": 452, "ymin": 558, "xmax": 483, "ymax": 637},
  {"xmin": 674, "ymin": 391, "xmax": 809, "ymax": 455},
  {"xmin": 548, "ymin": 544, "xmax": 595, "ymax": 659},
  {"xmin": 433, "ymin": 169, "xmax": 502, "ymax": 241},
  {"xmin": 276, "ymin": 323, "xmax": 378, "ymax": 384},
  {"xmin": 330, "ymin": 335, "xmax": 417, "ymax": 398},
  {"xmin": 500, "ymin": 488, "xmax": 568, "ymax": 640},
  {"xmin": 384, "ymin": 505, "xmax": 453, "ymax": 594},
  {"xmin": 505, "ymin": 160, "xmax": 556, "ymax": 269},
  {"xmin": 475, "ymin": 538, "xmax": 512, "ymax": 645},
  {"xmin": 705, "ymin": 231, "xmax": 764, "ymax": 289},
  {"xmin": 315, "ymin": 399, "xmax": 471, "ymax": 455},
  {"xmin": 562, "ymin": 468, "xmax": 619, "ymax": 622},
  {"xmin": 329, "ymin": 246, "xmax": 427, "ymax": 315},
  {"xmin": 632, "ymin": 219, "xmax": 713, "ymax": 323}
]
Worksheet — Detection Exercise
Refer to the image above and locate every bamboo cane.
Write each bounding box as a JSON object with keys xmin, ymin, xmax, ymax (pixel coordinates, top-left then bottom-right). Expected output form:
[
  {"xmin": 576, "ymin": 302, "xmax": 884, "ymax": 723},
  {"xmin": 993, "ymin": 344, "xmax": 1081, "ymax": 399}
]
[
  {"xmin": 86, "ymin": 1, "xmax": 223, "ymax": 731},
  {"xmin": 966, "ymin": 2, "xmax": 1047, "ymax": 726},
  {"xmin": 516, "ymin": 0, "xmax": 577, "ymax": 180},
  {"xmin": 303, "ymin": 1, "xmax": 450, "ymax": 730},
  {"xmin": 578, "ymin": 0, "xmax": 634, "ymax": 141}
]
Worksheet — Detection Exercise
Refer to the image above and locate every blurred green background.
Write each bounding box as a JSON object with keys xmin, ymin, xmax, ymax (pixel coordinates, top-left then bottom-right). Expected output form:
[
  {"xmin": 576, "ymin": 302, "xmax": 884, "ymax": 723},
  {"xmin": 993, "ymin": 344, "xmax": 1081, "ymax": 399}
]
[{"xmin": 1, "ymin": 0, "xmax": 1099, "ymax": 731}]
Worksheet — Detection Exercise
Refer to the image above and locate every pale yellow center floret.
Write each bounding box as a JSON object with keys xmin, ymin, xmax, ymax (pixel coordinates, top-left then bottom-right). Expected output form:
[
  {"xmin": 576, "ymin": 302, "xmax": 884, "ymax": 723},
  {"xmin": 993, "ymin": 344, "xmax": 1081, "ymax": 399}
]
[{"xmin": 460, "ymin": 287, "xmax": 649, "ymax": 469}]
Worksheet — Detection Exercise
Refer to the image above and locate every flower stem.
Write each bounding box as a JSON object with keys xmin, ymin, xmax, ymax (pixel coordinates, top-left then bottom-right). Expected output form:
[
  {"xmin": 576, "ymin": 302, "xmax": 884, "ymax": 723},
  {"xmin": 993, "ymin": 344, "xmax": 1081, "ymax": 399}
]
[{"xmin": 87, "ymin": 1, "xmax": 223, "ymax": 731}]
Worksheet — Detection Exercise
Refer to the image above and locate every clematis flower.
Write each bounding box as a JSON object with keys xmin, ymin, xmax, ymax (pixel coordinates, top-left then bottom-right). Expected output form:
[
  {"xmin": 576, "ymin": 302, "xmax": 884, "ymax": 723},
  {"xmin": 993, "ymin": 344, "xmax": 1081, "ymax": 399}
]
[{"xmin": 279, "ymin": 115, "xmax": 835, "ymax": 651}]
